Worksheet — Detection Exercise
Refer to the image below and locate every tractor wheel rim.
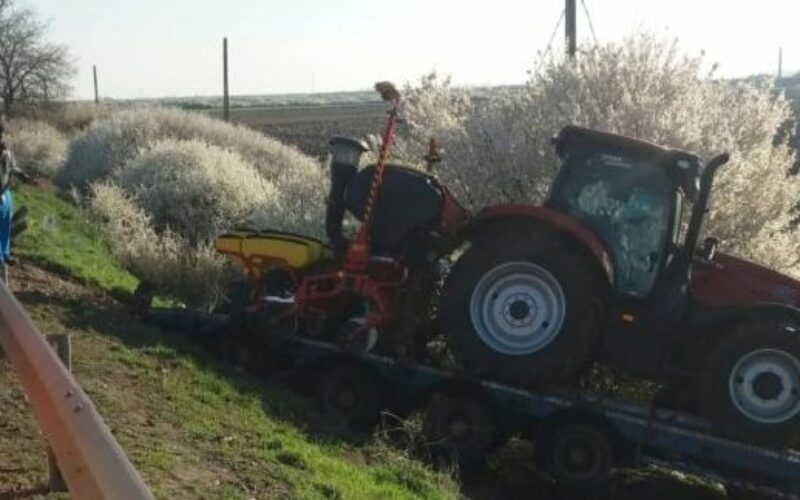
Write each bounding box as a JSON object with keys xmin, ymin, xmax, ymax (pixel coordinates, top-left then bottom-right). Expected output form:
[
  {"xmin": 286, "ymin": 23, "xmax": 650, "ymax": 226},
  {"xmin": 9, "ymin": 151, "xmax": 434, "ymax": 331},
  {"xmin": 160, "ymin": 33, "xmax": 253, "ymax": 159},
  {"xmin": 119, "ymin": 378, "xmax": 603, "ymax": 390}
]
[
  {"xmin": 728, "ymin": 348, "xmax": 800, "ymax": 424},
  {"xmin": 470, "ymin": 261, "xmax": 566, "ymax": 356}
]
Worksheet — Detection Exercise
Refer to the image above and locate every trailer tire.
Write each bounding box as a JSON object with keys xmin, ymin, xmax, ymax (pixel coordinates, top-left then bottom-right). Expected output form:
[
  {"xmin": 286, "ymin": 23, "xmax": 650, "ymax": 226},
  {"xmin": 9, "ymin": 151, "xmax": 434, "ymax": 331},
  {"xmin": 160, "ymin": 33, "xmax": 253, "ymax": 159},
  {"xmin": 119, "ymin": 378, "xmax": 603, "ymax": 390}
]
[
  {"xmin": 698, "ymin": 318, "xmax": 800, "ymax": 448},
  {"xmin": 537, "ymin": 420, "xmax": 616, "ymax": 498},
  {"xmin": 421, "ymin": 392, "xmax": 504, "ymax": 470},
  {"xmin": 316, "ymin": 361, "xmax": 383, "ymax": 432},
  {"xmin": 442, "ymin": 229, "xmax": 605, "ymax": 386},
  {"xmin": 223, "ymin": 310, "xmax": 270, "ymax": 375},
  {"xmin": 132, "ymin": 281, "xmax": 156, "ymax": 318}
]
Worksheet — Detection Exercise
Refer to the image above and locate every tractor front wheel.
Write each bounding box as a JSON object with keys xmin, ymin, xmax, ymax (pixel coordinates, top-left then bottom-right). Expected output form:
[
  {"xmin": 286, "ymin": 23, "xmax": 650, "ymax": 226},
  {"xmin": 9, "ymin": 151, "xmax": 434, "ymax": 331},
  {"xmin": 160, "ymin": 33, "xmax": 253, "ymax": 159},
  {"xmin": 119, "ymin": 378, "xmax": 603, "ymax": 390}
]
[
  {"xmin": 442, "ymin": 230, "xmax": 606, "ymax": 386},
  {"xmin": 698, "ymin": 318, "xmax": 800, "ymax": 448}
]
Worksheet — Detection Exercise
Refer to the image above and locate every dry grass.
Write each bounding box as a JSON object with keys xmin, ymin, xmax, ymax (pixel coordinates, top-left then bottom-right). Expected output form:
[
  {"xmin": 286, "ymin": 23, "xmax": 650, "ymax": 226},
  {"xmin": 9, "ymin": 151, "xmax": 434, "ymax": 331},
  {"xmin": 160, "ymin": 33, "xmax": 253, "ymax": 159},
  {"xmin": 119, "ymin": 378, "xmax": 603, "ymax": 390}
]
[{"xmin": 89, "ymin": 183, "xmax": 229, "ymax": 310}]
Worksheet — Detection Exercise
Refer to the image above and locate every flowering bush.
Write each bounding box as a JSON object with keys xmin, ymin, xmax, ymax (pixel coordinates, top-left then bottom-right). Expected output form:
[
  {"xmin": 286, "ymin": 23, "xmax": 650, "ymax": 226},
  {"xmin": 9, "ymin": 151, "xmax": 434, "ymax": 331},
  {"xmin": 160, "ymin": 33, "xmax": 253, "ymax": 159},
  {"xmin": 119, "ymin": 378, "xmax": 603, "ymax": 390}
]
[
  {"xmin": 397, "ymin": 34, "xmax": 799, "ymax": 274},
  {"xmin": 114, "ymin": 139, "xmax": 280, "ymax": 244},
  {"xmin": 6, "ymin": 119, "xmax": 68, "ymax": 177},
  {"xmin": 74, "ymin": 107, "xmax": 329, "ymax": 307},
  {"xmin": 59, "ymin": 106, "xmax": 321, "ymax": 183},
  {"xmin": 59, "ymin": 105, "xmax": 328, "ymax": 236}
]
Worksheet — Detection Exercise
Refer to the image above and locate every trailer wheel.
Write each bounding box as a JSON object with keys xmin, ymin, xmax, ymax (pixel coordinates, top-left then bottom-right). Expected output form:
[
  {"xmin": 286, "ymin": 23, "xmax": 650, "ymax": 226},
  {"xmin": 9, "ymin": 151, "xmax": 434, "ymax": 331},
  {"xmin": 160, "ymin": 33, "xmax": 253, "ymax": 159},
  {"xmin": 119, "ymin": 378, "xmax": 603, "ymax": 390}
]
[
  {"xmin": 442, "ymin": 230, "xmax": 606, "ymax": 386},
  {"xmin": 316, "ymin": 362, "xmax": 382, "ymax": 432},
  {"xmin": 133, "ymin": 281, "xmax": 156, "ymax": 318},
  {"xmin": 222, "ymin": 311, "xmax": 273, "ymax": 375},
  {"xmin": 538, "ymin": 421, "xmax": 616, "ymax": 497},
  {"xmin": 422, "ymin": 392, "xmax": 504, "ymax": 469},
  {"xmin": 698, "ymin": 318, "xmax": 800, "ymax": 448}
]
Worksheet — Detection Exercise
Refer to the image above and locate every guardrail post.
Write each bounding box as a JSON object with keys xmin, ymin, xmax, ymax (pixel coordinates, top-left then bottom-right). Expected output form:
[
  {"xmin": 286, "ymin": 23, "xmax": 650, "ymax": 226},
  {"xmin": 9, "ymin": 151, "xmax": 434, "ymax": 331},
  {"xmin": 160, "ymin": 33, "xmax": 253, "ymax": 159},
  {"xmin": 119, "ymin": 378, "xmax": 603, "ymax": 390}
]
[{"xmin": 46, "ymin": 333, "xmax": 71, "ymax": 493}]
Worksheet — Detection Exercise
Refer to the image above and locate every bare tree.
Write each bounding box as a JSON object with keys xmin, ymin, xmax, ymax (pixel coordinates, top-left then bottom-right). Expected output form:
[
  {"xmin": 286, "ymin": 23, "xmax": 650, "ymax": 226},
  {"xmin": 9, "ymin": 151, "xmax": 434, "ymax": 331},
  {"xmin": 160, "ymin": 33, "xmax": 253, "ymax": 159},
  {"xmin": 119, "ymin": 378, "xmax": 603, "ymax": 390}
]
[{"xmin": 0, "ymin": 0, "xmax": 74, "ymax": 116}]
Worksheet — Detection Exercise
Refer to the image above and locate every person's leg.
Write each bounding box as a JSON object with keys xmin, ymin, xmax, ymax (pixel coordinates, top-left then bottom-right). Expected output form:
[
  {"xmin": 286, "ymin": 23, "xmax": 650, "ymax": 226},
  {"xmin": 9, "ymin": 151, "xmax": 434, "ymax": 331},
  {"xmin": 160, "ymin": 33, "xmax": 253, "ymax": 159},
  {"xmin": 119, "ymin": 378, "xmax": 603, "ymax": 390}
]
[
  {"xmin": 0, "ymin": 190, "xmax": 12, "ymax": 284},
  {"xmin": 0, "ymin": 190, "xmax": 12, "ymax": 263}
]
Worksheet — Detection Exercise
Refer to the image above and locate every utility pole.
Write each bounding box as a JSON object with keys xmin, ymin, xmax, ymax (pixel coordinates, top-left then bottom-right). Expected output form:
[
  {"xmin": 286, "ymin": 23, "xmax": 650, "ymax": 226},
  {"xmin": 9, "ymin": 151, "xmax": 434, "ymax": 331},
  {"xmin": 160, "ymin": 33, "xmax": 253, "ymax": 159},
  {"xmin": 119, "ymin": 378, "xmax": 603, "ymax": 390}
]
[
  {"xmin": 223, "ymin": 37, "xmax": 230, "ymax": 122},
  {"xmin": 565, "ymin": 0, "xmax": 577, "ymax": 58},
  {"xmin": 778, "ymin": 47, "xmax": 783, "ymax": 80},
  {"xmin": 93, "ymin": 65, "xmax": 99, "ymax": 104}
]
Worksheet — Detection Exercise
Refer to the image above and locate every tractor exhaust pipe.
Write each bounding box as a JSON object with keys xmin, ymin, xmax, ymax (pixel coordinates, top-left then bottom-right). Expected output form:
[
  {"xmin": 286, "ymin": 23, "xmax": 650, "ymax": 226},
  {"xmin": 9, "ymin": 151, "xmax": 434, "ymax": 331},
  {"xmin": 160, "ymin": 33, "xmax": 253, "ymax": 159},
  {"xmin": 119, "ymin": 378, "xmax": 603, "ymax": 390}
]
[{"xmin": 683, "ymin": 152, "xmax": 730, "ymax": 262}]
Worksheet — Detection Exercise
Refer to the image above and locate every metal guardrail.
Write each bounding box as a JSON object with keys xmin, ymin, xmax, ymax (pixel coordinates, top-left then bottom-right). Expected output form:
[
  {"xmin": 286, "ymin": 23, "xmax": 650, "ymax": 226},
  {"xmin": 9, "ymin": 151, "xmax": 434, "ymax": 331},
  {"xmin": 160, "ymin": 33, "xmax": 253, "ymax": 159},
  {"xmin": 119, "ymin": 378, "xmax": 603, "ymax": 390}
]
[{"xmin": 0, "ymin": 280, "xmax": 153, "ymax": 499}]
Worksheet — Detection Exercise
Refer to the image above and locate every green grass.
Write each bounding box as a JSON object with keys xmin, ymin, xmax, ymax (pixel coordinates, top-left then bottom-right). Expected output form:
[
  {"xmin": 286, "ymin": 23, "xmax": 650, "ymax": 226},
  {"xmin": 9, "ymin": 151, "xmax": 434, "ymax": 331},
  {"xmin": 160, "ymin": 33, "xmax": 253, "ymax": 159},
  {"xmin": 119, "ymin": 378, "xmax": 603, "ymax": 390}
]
[
  {"xmin": 80, "ymin": 320, "xmax": 458, "ymax": 499},
  {"xmin": 154, "ymin": 346, "xmax": 456, "ymax": 499},
  {"xmin": 13, "ymin": 183, "xmax": 138, "ymax": 298},
  {"xmin": 3, "ymin": 184, "xmax": 459, "ymax": 499}
]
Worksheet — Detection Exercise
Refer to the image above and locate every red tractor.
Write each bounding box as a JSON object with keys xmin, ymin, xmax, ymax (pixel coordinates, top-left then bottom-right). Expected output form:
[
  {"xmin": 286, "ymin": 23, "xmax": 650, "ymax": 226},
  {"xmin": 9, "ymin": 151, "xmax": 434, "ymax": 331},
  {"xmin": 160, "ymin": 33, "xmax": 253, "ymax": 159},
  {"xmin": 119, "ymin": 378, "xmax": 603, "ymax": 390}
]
[{"xmin": 217, "ymin": 84, "xmax": 800, "ymax": 448}]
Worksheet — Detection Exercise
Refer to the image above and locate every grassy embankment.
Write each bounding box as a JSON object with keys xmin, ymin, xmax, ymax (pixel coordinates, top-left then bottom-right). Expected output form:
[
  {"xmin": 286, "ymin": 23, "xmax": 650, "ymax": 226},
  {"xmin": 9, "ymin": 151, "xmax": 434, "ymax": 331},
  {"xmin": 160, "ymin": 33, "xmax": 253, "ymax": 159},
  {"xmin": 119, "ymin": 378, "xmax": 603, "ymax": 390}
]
[{"xmin": 1, "ymin": 183, "xmax": 457, "ymax": 499}]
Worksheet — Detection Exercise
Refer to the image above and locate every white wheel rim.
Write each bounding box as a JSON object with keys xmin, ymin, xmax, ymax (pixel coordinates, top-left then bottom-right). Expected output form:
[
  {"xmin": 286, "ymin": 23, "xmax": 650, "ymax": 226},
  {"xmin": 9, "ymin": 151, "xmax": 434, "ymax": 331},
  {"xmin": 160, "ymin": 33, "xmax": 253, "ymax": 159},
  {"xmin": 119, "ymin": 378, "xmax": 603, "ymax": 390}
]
[
  {"xmin": 469, "ymin": 261, "xmax": 566, "ymax": 356},
  {"xmin": 728, "ymin": 348, "xmax": 800, "ymax": 424}
]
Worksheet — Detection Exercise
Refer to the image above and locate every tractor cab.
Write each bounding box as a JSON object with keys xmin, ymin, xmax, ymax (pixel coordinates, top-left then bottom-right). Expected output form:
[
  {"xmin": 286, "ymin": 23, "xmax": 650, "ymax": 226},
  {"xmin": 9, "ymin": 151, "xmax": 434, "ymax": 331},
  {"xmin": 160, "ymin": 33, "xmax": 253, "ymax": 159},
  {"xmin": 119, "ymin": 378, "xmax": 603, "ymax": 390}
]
[{"xmin": 546, "ymin": 126, "xmax": 712, "ymax": 299}]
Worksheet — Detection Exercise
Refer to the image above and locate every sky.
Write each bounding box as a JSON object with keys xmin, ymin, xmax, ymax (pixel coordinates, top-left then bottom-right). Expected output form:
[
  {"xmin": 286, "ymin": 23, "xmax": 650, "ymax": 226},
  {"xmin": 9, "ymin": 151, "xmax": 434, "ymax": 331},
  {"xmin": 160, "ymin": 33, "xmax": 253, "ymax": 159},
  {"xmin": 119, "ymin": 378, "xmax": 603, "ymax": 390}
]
[{"xmin": 23, "ymin": 0, "xmax": 800, "ymax": 100}]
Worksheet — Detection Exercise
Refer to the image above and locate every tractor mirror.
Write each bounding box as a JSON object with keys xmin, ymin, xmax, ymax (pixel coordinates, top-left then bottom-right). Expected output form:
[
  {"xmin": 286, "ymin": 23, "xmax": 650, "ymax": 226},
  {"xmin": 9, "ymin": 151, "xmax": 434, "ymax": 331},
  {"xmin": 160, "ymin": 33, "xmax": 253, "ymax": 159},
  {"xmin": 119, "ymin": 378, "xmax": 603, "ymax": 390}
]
[
  {"xmin": 706, "ymin": 153, "xmax": 730, "ymax": 171},
  {"xmin": 701, "ymin": 153, "xmax": 730, "ymax": 185}
]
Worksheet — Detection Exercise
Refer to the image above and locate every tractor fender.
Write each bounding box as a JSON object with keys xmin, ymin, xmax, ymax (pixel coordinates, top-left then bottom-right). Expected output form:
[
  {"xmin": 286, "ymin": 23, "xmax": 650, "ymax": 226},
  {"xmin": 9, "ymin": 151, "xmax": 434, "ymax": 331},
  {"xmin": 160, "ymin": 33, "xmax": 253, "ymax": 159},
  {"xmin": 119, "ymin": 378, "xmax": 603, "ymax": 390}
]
[
  {"xmin": 681, "ymin": 302, "xmax": 800, "ymax": 367},
  {"xmin": 465, "ymin": 204, "xmax": 615, "ymax": 287},
  {"xmin": 696, "ymin": 302, "xmax": 800, "ymax": 333},
  {"xmin": 738, "ymin": 303, "xmax": 800, "ymax": 324}
]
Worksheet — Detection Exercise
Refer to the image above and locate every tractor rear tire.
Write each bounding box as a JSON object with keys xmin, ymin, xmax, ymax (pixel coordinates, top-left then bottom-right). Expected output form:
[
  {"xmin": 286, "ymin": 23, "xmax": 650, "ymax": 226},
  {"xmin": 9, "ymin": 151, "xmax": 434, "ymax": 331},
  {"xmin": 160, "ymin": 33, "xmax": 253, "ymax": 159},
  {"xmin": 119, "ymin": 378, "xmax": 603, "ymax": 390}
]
[
  {"xmin": 442, "ymin": 230, "xmax": 606, "ymax": 386},
  {"xmin": 697, "ymin": 318, "xmax": 800, "ymax": 448}
]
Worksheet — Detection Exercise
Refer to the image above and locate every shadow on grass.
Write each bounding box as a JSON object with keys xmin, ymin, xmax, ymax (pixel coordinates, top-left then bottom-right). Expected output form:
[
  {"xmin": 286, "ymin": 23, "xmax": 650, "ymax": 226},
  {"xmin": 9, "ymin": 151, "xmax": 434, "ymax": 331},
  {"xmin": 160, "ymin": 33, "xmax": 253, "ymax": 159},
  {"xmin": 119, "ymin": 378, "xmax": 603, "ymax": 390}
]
[
  {"xmin": 0, "ymin": 485, "xmax": 51, "ymax": 500},
  {"xmin": 14, "ymin": 289, "xmax": 365, "ymax": 444},
  {"xmin": 17, "ymin": 254, "xmax": 134, "ymax": 305}
]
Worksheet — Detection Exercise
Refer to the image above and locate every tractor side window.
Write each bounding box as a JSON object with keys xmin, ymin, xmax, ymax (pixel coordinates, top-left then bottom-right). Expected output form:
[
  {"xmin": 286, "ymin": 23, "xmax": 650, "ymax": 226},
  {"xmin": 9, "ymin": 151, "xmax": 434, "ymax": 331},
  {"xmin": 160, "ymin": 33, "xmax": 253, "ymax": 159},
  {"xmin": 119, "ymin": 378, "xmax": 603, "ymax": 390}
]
[{"xmin": 548, "ymin": 151, "xmax": 673, "ymax": 297}]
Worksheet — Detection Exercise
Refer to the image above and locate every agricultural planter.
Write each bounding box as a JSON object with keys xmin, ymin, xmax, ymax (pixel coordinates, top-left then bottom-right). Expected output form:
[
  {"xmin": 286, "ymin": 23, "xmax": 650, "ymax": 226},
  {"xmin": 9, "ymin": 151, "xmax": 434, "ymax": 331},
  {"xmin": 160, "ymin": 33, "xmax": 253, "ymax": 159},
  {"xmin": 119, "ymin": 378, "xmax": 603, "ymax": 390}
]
[{"xmin": 216, "ymin": 82, "xmax": 800, "ymax": 448}]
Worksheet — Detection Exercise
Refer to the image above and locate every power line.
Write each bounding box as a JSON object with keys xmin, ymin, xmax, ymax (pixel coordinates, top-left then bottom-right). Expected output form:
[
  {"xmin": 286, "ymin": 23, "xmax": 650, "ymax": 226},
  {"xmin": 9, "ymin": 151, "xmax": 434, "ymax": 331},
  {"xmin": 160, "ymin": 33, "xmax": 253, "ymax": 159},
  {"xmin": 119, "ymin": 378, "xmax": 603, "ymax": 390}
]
[
  {"xmin": 538, "ymin": 9, "xmax": 565, "ymax": 71},
  {"xmin": 580, "ymin": 0, "xmax": 599, "ymax": 47}
]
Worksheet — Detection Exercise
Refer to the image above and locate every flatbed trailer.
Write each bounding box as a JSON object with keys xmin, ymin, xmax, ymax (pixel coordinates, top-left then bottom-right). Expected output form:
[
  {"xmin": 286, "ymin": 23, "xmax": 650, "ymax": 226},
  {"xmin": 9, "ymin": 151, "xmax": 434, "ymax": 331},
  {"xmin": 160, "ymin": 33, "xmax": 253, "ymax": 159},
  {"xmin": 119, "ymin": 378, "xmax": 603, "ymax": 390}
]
[{"xmin": 149, "ymin": 309, "xmax": 800, "ymax": 498}]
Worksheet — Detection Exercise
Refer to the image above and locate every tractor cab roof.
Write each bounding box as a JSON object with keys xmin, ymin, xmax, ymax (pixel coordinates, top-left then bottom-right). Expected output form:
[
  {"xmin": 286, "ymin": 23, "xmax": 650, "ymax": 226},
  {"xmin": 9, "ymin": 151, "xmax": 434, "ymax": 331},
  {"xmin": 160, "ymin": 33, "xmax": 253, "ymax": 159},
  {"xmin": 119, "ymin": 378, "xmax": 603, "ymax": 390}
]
[
  {"xmin": 552, "ymin": 126, "xmax": 703, "ymax": 200},
  {"xmin": 553, "ymin": 125, "xmax": 700, "ymax": 166}
]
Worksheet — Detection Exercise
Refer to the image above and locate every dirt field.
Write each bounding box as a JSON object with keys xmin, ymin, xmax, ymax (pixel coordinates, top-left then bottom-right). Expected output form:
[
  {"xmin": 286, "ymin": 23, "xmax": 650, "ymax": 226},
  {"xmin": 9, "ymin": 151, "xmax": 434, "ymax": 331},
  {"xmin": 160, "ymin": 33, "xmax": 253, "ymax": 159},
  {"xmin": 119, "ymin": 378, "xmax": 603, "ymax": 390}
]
[{"xmin": 207, "ymin": 102, "xmax": 386, "ymax": 158}]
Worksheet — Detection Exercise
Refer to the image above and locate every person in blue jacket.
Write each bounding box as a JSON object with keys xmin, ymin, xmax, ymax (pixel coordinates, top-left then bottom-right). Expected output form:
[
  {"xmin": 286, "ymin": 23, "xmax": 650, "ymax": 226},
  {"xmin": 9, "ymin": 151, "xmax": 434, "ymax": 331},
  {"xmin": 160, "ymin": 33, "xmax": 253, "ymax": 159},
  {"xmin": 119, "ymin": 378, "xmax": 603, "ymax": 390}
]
[{"xmin": 0, "ymin": 123, "xmax": 32, "ymax": 268}]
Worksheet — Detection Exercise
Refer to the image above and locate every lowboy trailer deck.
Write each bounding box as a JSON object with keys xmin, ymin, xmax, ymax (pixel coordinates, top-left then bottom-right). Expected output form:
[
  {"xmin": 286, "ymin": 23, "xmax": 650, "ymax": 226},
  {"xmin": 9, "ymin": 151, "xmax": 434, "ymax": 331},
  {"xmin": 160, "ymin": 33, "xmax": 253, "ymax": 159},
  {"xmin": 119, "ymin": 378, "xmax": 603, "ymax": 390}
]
[{"xmin": 147, "ymin": 308, "xmax": 800, "ymax": 498}]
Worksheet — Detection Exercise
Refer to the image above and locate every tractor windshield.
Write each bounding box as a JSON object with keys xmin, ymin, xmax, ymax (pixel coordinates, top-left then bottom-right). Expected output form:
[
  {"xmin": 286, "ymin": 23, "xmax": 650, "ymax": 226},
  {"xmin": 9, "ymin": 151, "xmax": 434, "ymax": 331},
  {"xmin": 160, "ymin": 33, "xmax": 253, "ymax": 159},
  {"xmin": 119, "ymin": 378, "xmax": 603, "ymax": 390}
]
[{"xmin": 548, "ymin": 151, "xmax": 674, "ymax": 297}]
